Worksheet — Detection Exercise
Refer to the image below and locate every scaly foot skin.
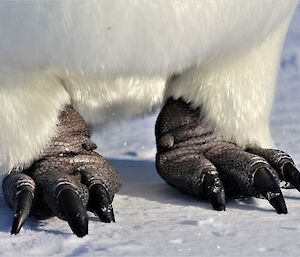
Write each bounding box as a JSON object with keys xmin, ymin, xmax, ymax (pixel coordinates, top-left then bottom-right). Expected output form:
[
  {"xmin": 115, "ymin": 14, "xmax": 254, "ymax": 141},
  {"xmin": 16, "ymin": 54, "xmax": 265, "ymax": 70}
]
[
  {"xmin": 155, "ymin": 98, "xmax": 300, "ymax": 213},
  {"xmin": 2, "ymin": 106, "xmax": 121, "ymax": 237}
]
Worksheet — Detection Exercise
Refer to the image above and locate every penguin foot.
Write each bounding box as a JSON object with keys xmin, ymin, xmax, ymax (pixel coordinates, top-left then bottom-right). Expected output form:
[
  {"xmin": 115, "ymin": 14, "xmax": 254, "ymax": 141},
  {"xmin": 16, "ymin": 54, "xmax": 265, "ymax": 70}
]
[
  {"xmin": 155, "ymin": 98, "xmax": 300, "ymax": 213},
  {"xmin": 2, "ymin": 106, "xmax": 121, "ymax": 237}
]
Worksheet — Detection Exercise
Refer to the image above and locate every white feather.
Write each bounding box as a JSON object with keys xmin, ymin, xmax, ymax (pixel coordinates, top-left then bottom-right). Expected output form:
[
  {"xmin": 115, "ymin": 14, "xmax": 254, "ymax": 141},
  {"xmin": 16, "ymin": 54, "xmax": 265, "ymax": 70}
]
[
  {"xmin": 166, "ymin": 19, "xmax": 291, "ymax": 148},
  {"xmin": 0, "ymin": 0, "xmax": 298, "ymax": 172},
  {"xmin": 0, "ymin": 71, "xmax": 70, "ymax": 172}
]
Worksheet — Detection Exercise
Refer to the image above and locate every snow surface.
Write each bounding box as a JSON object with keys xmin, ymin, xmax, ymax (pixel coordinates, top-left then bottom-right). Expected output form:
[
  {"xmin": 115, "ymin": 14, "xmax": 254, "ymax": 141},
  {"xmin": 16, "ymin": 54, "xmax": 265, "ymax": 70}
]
[{"xmin": 1, "ymin": 6, "xmax": 300, "ymax": 257}]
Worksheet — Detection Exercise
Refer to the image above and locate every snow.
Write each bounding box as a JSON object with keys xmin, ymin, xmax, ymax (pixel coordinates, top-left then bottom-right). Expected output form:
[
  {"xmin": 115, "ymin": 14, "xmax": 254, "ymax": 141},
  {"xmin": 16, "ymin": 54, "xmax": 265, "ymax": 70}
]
[{"xmin": 1, "ymin": 6, "xmax": 300, "ymax": 257}]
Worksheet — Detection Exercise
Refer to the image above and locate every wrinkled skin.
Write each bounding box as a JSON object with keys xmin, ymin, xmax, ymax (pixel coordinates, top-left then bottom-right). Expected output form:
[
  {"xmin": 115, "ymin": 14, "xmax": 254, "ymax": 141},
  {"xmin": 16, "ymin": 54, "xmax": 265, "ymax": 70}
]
[
  {"xmin": 2, "ymin": 106, "xmax": 121, "ymax": 237},
  {"xmin": 3, "ymin": 98, "xmax": 300, "ymax": 237},
  {"xmin": 155, "ymin": 98, "xmax": 300, "ymax": 213}
]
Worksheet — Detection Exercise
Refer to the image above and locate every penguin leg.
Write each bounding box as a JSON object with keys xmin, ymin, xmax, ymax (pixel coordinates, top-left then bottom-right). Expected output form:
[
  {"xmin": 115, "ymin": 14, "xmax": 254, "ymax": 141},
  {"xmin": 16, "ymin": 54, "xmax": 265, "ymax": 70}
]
[
  {"xmin": 156, "ymin": 97, "xmax": 300, "ymax": 213},
  {"xmin": 2, "ymin": 106, "xmax": 121, "ymax": 237}
]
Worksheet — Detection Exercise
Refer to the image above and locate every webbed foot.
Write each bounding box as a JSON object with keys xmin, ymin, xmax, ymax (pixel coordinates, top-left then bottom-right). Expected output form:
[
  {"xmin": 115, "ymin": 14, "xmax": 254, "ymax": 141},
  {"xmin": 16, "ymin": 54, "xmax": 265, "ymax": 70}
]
[
  {"xmin": 3, "ymin": 106, "xmax": 121, "ymax": 237},
  {"xmin": 155, "ymin": 98, "xmax": 299, "ymax": 213}
]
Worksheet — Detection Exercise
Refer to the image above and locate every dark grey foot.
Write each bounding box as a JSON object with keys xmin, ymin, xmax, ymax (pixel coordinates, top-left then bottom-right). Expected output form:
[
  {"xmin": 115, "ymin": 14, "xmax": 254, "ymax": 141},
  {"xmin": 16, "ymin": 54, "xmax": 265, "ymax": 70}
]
[
  {"xmin": 2, "ymin": 106, "xmax": 121, "ymax": 237},
  {"xmin": 155, "ymin": 98, "xmax": 300, "ymax": 213}
]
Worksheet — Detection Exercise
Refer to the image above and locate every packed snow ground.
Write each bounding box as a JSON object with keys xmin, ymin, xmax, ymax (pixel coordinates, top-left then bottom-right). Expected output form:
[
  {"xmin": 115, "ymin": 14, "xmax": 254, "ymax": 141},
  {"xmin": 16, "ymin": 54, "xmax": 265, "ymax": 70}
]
[{"xmin": 1, "ymin": 6, "xmax": 300, "ymax": 257}]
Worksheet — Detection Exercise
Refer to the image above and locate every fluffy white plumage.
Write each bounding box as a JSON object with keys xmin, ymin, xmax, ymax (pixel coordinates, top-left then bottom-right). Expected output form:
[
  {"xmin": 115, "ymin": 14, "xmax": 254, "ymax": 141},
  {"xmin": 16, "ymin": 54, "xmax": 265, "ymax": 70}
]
[{"xmin": 0, "ymin": 0, "xmax": 298, "ymax": 173}]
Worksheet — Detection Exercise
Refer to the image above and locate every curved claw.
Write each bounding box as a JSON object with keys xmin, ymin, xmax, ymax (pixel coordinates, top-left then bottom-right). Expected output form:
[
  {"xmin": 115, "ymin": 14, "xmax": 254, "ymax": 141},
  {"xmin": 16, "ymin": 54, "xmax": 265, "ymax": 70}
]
[
  {"xmin": 254, "ymin": 167, "xmax": 287, "ymax": 214},
  {"xmin": 58, "ymin": 189, "xmax": 89, "ymax": 237},
  {"xmin": 203, "ymin": 173, "xmax": 226, "ymax": 211},
  {"xmin": 89, "ymin": 185, "xmax": 115, "ymax": 223},
  {"xmin": 282, "ymin": 163, "xmax": 300, "ymax": 191},
  {"xmin": 11, "ymin": 190, "xmax": 33, "ymax": 235}
]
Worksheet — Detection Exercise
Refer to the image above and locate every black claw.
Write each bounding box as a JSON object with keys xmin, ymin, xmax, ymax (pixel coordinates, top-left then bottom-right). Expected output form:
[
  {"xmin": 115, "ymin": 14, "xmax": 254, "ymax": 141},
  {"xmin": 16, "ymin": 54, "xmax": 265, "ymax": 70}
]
[
  {"xmin": 269, "ymin": 194, "xmax": 288, "ymax": 214},
  {"xmin": 89, "ymin": 185, "xmax": 115, "ymax": 223},
  {"xmin": 58, "ymin": 189, "xmax": 89, "ymax": 237},
  {"xmin": 11, "ymin": 190, "xmax": 33, "ymax": 235},
  {"xmin": 282, "ymin": 163, "xmax": 300, "ymax": 191},
  {"xmin": 254, "ymin": 167, "xmax": 287, "ymax": 214},
  {"xmin": 203, "ymin": 173, "xmax": 226, "ymax": 211}
]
